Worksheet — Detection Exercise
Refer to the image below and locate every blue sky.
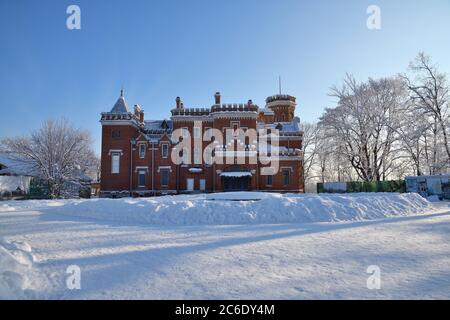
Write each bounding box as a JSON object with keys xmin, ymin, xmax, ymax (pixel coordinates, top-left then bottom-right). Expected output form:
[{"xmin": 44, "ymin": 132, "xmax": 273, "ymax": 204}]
[{"xmin": 0, "ymin": 0, "xmax": 449, "ymax": 154}]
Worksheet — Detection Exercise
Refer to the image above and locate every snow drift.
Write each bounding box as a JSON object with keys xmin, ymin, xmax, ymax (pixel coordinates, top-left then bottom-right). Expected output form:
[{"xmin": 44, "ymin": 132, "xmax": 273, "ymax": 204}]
[
  {"xmin": 0, "ymin": 239, "xmax": 35, "ymax": 299},
  {"xmin": 0, "ymin": 192, "xmax": 431, "ymax": 226}
]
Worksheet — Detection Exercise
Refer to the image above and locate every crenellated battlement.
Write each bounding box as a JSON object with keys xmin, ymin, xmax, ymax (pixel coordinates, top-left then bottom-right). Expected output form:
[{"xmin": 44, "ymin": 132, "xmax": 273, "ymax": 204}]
[{"xmin": 265, "ymin": 94, "xmax": 296, "ymax": 104}]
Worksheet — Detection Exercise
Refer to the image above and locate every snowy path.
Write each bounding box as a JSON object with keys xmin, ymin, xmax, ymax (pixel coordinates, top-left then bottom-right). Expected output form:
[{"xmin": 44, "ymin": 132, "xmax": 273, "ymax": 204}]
[{"xmin": 1, "ymin": 200, "xmax": 450, "ymax": 299}]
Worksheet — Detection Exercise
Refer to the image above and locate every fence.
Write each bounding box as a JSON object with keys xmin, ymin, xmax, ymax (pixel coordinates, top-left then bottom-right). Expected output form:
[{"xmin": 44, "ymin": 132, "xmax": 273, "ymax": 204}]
[{"xmin": 317, "ymin": 180, "xmax": 406, "ymax": 193}]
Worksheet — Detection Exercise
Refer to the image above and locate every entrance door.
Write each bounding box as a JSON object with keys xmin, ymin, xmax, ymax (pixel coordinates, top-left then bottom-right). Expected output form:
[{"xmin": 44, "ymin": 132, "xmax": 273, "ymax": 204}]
[
  {"xmin": 223, "ymin": 177, "xmax": 249, "ymax": 192},
  {"xmin": 418, "ymin": 181, "xmax": 428, "ymax": 197},
  {"xmin": 187, "ymin": 178, "xmax": 194, "ymax": 192},
  {"xmin": 199, "ymin": 179, "xmax": 206, "ymax": 191}
]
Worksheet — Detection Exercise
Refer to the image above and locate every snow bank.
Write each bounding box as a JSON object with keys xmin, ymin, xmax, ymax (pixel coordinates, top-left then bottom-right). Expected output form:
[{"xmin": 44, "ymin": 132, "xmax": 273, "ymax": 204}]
[
  {"xmin": 17, "ymin": 192, "xmax": 433, "ymax": 226},
  {"xmin": 0, "ymin": 204, "xmax": 15, "ymax": 212},
  {"xmin": 0, "ymin": 239, "xmax": 35, "ymax": 299},
  {"xmin": 0, "ymin": 199, "xmax": 65, "ymax": 213}
]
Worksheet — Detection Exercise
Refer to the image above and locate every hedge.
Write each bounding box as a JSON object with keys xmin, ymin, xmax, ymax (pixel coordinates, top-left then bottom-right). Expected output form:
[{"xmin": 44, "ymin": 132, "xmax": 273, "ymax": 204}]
[{"xmin": 317, "ymin": 180, "xmax": 405, "ymax": 193}]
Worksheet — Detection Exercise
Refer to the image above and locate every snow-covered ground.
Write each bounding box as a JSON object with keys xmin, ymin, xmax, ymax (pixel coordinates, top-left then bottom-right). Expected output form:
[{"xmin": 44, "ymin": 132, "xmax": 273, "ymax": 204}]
[{"xmin": 1, "ymin": 192, "xmax": 449, "ymax": 299}]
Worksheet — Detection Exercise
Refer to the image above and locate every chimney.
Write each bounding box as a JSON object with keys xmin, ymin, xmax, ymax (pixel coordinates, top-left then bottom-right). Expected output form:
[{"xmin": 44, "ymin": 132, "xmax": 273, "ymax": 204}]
[
  {"xmin": 214, "ymin": 92, "xmax": 221, "ymax": 105},
  {"xmin": 134, "ymin": 105, "xmax": 144, "ymax": 123},
  {"xmin": 176, "ymin": 97, "xmax": 182, "ymax": 109}
]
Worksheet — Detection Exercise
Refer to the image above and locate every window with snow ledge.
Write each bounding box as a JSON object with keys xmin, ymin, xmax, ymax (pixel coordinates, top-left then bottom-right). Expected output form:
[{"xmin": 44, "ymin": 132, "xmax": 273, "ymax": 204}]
[
  {"xmin": 193, "ymin": 127, "xmax": 201, "ymax": 139},
  {"xmin": 194, "ymin": 149, "xmax": 201, "ymax": 164},
  {"xmin": 282, "ymin": 169, "xmax": 290, "ymax": 186},
  {"xmin": 139, "ymin": 144, "xmax": 146, "ymax": 159},
  {"xmin": 266, "ymin": 175, "xmax": 273, "ymax": 186},
  {"xmin": 111, "ymin": 152, "xmax": 120, "ymax": 174},
  {"xmin": 162, "ymin": 143, "xmax": 169, "ymax": 158},
  {"xmin": 160, "ymin": 170, "xmax": 169, "ymax": 187},
  {"xmin": 138, "ymin": 170, "xmax": 146, "ymax": 187}
]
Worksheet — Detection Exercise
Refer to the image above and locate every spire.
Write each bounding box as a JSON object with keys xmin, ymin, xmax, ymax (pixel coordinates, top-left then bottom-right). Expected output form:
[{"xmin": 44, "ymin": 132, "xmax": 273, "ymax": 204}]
[
  {"xmin": 110, "ymin": 88, "xmax": 129, "ymax": 113},
  {"xmin": 278, "ymin": 76, "xmax": 282, "ymax": 95}
]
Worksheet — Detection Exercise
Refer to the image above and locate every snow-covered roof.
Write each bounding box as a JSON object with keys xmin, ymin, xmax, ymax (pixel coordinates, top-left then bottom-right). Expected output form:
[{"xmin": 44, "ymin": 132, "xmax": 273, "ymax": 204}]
[
  {"xmin": 144, "ymin": 120, "xmax": 173, "ymax": 132},
  {"xmin": 0, "ymin": 153, "xmax": 35, "ymax": 176},
  {"xmin": 260, "ymin": 108, "xmax": 274, "ymax": 115},
  {"xmin": 110, "ymin": 90, "xmax": 129, "ymax": 113},
  {"xmin": 257, "ymin": 117, "xmax": 302, "ymax": 133},
  {"xmin": 278, "ymin": 121, "xmax": 300, "ymax": 133},
  {"xmin": 220, "ymin": 172, "xmax": 252, "ymax": 178},
  {"xmin": 0, "ymin": 168, "xmax": 15, "ymax": 175}
]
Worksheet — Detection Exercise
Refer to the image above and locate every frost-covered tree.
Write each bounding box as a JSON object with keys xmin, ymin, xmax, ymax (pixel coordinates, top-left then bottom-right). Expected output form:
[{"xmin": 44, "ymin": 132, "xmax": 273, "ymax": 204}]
[
  {"xmin": 401, "ymin": 53, "xmax": 450, "ymax": 168},
  {"xmin": 393, "ymin": 103, "xmax": 429, "ymax": 176},
  {"xmin": 319, "ymin": 75, "xmax": 406, "ymax": 181},
  {"xmin": 301, "ymin": 121, "xmax": 319, "ymax": 185},
  {"xmin": 304, "ymin": 53, "xmax": 449, "ymax": 189},
  {"xmin": 0, "ymin": 119, "xmax": 98, "ymax": 198}
]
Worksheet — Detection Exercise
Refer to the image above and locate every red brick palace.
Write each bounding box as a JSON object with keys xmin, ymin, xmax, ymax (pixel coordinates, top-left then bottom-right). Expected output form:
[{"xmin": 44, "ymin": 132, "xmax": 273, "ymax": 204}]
[{"xmin": 100, "ymin": 90, "xmax": 304, "ymax": 197}]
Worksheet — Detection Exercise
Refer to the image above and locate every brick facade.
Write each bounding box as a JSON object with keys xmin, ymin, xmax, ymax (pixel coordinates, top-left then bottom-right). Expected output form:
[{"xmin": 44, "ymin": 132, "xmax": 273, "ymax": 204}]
[{"xmin": 100, "ymin": 91, "xmax": 304, "ymax": 197}]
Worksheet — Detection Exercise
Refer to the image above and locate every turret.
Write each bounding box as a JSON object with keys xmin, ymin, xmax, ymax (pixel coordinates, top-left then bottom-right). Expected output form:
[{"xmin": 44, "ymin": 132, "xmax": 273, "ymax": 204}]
[
  {"xmin": 265, "ymin": 94, "xmax": 296, "ymax": 122},
  {"xmin": 175, "ymin": 96, "xmax": 183, "ymax": 109},
  {"xmin": 214, "ymin": 92, "xmax": 221, "ymax": 105},
  {"xmin": 99, "ymin": 89, "xmax": 140, "ymax": 196}
]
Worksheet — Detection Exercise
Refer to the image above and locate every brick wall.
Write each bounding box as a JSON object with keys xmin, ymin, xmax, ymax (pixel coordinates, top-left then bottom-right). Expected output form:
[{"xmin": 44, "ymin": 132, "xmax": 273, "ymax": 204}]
[{"xmin": 101, "ymin": 113, "xmax": 304, "ymax": 195}]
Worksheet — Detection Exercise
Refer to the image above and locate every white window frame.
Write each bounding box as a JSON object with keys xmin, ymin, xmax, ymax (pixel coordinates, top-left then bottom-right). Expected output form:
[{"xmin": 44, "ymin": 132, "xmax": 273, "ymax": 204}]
[
  {"xmin": 193, "ymin": 126, "xmax": 201, "ymax": 139},
  {"xmin": 231, "ymin": 121, "xmax": 240, "ymax": 130},
  {"xmin": 186, "ymin": 178, "xmax": 194, "ymax": 191},
  {"xmin": 282, "ymin": 169, "xmax": 290, "ymax": 186},
  {"xmin": 161, "ymin": 143, "xmax": 169, "ymax": 159},
  {"xmin": 266, "ymin": 175, "xmax": 273, "ymax": 186},
  {"xmin": 194, "ymin": 148, "xmax": 201, "ymax": 164},
  {"xmin": 111, "ymin": 152, "xmax": 120, "ymax": 174},
  {"xmin": 160, "ymin": 169, "xmax": 170, "ymax": 187},
  {"xmin": 199, "ymin": 179, "xmax": 206, "ymax": 191},
  {"xmin": 139, "ymin": 143, "xmax": 146, "ymax": 159},
  {"xmin": 138, "ymin": 170, "xmax": 146, "ymax": 187}
]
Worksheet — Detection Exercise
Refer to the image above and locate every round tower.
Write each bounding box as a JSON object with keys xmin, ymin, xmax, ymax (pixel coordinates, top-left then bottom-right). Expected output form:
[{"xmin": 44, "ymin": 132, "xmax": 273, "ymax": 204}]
[{"xmin": 265, "ymin": 94, "xmax": 296, "ymax": 122}]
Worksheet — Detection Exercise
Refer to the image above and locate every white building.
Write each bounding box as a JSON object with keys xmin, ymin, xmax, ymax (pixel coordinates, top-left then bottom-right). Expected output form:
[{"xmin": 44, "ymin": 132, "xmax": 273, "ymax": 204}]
[
  {"xmin": 0, "ymin": 155, "xmax": 32, "ymax": 199},
  {"xmin": 405, "ymin": 174, "xmax": 450, "ymax": 200}
]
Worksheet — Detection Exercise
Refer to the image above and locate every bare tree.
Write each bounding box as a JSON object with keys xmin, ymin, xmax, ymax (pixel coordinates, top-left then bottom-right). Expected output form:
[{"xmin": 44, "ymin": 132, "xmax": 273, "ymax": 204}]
[
  {"xmin": 1, "ymin": 119, "xmax": 98, "ymax": 198},
  {"xmin": 301, "ymin": 121, "xmax": 319, "ymax": 185},
  {"xmin": 401, "ymin": 53, "xmax": 450, "ymax": 167},
  {"xmin": 393, "ymin": 106, "xmax": 428, "ymax": 176}
]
